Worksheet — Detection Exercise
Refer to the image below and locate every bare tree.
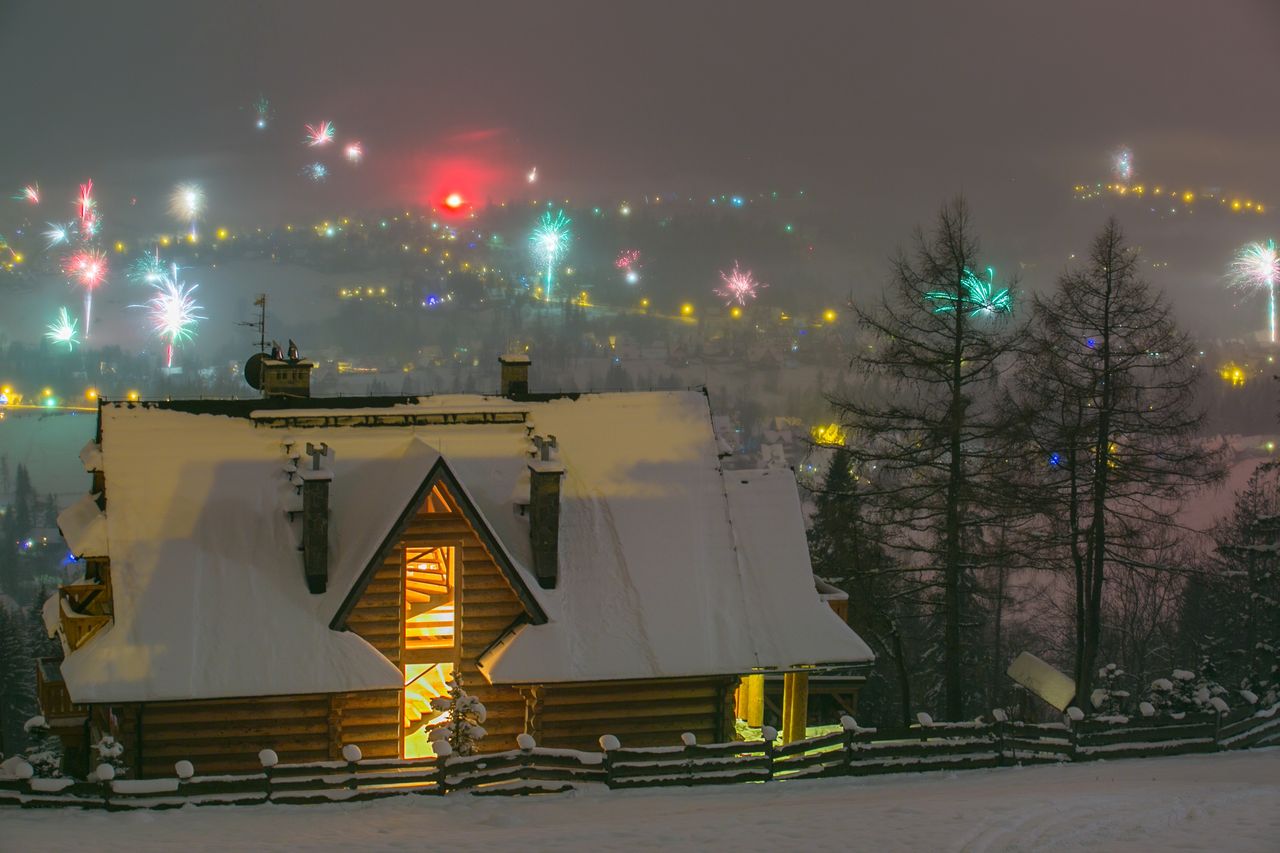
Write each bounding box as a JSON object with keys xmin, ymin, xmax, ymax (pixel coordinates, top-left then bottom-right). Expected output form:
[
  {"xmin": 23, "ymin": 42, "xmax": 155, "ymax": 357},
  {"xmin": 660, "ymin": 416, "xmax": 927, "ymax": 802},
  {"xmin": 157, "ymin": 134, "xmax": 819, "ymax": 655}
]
[
  {"xmin": 1012, "ymin": 218, "xmax": 1222, "ymax": 703},
  {"xmin": 833, "ymin": 198, "xmax": 1023, "ymax": 719}
]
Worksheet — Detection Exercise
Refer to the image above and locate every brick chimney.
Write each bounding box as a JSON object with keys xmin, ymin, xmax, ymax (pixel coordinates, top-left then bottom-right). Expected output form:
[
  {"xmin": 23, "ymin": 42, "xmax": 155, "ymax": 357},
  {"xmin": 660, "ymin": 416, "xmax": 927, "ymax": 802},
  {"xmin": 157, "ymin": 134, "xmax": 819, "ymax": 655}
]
[
  {"xmin": 299, "ymin": 442, "xmax": 333, "ymax": 594},
  {"xmin": 528, "ymin": 435, "xmax": 563, "ymax": 589},
  {"xmin": 499, "ymin": 353, "xmax": 531, "ymax": 397}
]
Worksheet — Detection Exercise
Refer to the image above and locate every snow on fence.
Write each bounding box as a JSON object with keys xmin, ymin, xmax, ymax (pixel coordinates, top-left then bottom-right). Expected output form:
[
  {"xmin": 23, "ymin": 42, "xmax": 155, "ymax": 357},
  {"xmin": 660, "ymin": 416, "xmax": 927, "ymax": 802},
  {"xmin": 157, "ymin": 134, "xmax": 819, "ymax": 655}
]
[{"xmin": 2, "ymin": 704, "xmax": 1277, "ymax": 810}]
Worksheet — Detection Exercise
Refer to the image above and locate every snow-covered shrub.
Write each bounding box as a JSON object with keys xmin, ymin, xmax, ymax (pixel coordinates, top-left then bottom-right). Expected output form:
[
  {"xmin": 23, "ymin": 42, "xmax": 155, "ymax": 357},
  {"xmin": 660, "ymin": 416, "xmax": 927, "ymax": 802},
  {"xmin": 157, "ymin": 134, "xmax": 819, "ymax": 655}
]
[
  {"xmin": 92, "ymin": 735, "xmax": 127, "ymax": 778},
  {"xmin": 426, "ymin": 679, "xmax": 487, "ymax": 757},
  {"xmin": 1145, "ymin": 668, "xmax": 1227, "ymax": 716},
  {"xmin": 1090, "ymin": 664, "xmax": 1130, "ymax": 716},
  {"xmin": 21, "ymin": 716, "xmax": 62, "ymax": 778}
]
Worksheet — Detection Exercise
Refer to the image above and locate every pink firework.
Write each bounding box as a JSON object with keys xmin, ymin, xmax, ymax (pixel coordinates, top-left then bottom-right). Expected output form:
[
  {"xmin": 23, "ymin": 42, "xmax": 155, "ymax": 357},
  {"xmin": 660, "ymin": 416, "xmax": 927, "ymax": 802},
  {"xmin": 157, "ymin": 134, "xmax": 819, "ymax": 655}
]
[
  {"xmin": 344, "ymin": 141, "xmax": 364, "ymax": 163},
  {"xmin": 64, "ymin": 248, "xmax": 109, "ymax": 289},
  {"xmin": 615, "ymin": 249, "xmax": 641, "ymax": 271},
  {"xmin": 63, "ymin": 248, "xmax": 108, "ymax": 341},
  {"xmin": 716, "ymin": 261, "xmax": 766, "ymax": 306},
  {"xmin": 76, "ymin": 180, "xmax": 94, "ymax": 223},
  {"xmin": 16, "ymin": 183, "xmax": 40, "ymax": 205},
  {"xmin": 305, "ymin": 121, "xmax": 335, "ymax": 146}
]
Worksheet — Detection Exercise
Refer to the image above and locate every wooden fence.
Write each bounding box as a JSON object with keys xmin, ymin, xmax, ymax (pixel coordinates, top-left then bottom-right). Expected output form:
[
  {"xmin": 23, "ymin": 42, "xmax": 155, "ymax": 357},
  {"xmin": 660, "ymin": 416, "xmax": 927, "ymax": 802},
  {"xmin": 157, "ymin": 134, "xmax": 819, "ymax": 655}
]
[{"xmin": 2, "ymin": 703, "xmax": 1276, "ymax": 810}]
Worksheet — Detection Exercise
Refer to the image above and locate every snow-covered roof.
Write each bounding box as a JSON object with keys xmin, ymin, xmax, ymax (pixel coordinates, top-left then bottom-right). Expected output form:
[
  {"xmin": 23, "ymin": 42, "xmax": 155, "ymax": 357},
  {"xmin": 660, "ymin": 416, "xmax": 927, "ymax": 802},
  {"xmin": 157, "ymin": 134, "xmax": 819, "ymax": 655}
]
[
  {"xmin": 60, "ymin": 392, "xmax": 871, "ymax": 703},
  {"xmin": 78, "ymin": 439, "xmax": 103, "ymax": 473},
  {"xmin": 56, "ymin": 493, "xmax": 108, "ymax": 559}
]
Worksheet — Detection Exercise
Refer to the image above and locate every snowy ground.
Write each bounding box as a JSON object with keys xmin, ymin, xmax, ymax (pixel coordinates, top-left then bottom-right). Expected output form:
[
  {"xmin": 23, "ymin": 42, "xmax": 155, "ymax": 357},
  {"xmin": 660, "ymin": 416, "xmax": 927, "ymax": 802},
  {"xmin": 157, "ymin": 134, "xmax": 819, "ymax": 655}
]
[{"xmin": 7, "ymin": 750, "xmax": 1277, "ymax": 852}]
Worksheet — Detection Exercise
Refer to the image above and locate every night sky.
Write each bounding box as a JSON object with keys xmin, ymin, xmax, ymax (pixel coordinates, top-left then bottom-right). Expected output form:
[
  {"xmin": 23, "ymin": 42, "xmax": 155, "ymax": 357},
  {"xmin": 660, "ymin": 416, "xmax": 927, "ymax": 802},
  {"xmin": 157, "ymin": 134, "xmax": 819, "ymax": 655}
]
[{"xmin": 2, "ymin": 0, "xmax": 1278, "ymax": 332}]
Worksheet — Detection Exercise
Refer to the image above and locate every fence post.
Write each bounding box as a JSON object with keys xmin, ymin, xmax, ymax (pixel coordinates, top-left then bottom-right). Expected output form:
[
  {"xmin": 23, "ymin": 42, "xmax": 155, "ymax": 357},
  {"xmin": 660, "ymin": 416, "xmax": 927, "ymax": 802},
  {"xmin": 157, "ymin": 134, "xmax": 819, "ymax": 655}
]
[
  {"xmin": 433, "ymin": 740, "xmax": 452, "ymax": 795},
  {"xmin": 174, "ymin": 760, "xmax": 194, "ymax": 798},
  {"xmin": 341, "ymin": 744, "xmax": 362, "ymax": 792},
  {"xmin": 516, "ymin": 733, "xmax": 536, "ymax": 781},
  {"xmin": 680, "ymin": 732, "xmax": 697, "ymax": 786},
  {"xmin": 761, "ymin": 725, "xmax": 777, "ymax": 781},
  {"xmin": 916, "ymin": 712, "xmax": 933, "ymax": 743},
  {"xmin": 839, "ymin": 716, "xmax": 857, "ymax": 776},
  {"xmin": 94, "ymin": 763, "xmax": 115, "ymax": 810},
  {"xmin": 259, "ymin": 749, "xmax": 278, "ymax": 801},
  {"xmin": 1065, "ymin": 706, "xmax": 1084, "ymax": 761},
  {"xmin": 991, "ymin": 709, "xmax": 1008, "ymax": 765},
  {"xmin": 598, "ymin": 735, "xmax": 619, "ymax": 789}
]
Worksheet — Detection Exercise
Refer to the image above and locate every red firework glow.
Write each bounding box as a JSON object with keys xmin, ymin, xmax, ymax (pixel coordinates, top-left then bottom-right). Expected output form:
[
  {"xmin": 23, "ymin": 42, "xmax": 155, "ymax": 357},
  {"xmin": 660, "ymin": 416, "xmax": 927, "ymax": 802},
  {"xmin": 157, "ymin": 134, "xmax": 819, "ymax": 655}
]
[
  {"xmin": 615, "ymin": 249, "xmax": 641, "ymax": 270},
  {"xmin": 442, "ymin": 192, "xmax": 464, "ymax": 210},
  {"xmin": 64, "ymin": 249, "xmax": 108, "ymax": 289},
  {"xmin": 77, "ymin": 180, "xmax": 94, "ymax": 223}
]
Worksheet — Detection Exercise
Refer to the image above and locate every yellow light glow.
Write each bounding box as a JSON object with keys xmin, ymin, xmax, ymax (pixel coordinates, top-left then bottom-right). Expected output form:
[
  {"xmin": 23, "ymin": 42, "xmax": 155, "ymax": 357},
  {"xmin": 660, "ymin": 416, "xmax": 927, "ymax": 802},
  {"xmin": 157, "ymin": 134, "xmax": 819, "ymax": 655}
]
[
  {"xmin": 1219, "ymin": 362, "xmax": 1246, "ymax": 387},
  {"xmin": 127, "ymin": 390, "xmax": 140, "ymax": 402},
  {"xmin": 11, "ymin": 253, "xmax": 22, "ymax": 264},
  {"xmin": 41, "ymin": 387, "xmax": 52, "ymax": 397},
  {"xmin": 113, "ymin": 242, "xmax": 125, "ymax": 253},
  {"xmin": 640, "ymin": 298, "xmax": 650, "ymax": 308},
  {"xmin": 85, "ymin": 388, "xmax": 97, "ymax": 401},
  {"xmin": 730, "ymin": 306, "xmax": 743, "ymax": 318},
  {"xmin": 1232, "ymin": 200, "xmax": 1242, "ymax": 211},
  {"xmin": 822, "ymin": 309, "xmax": 837, "ymax": 323},
  {"xmin": 159, "ymin": 236, "xmax": 172, "ymax": 247},
  {"xmin": 811, "ymin": 423, "xmax": 847, "ymax": 446},
  {"xmin": 680, "ymin": 303, "xmax": 694, "ymax": 316},
  {"xmin": 216, "ymin": 227, "xmax": 229, "ymax": 240},
  {"xmin": 186, "ymin": 233, "xmax": 197, "ymax": 244},
  {"xmin": 1182, "ymin": 191, "xmax": 1195, "ymax": 204}
]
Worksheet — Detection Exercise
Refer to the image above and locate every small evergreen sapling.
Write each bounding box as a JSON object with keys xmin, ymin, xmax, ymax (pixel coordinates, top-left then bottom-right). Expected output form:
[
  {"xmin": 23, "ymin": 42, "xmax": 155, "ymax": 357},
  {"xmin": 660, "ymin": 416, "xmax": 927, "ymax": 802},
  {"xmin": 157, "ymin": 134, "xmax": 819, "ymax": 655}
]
[
  {"xmin": 427, "ymin": 680, "xmax": 487, "ymax": 757},
  {"xmin": 21, "ymin": 715, "xmax": 61, "ymax": 778},
  {"xmin": 92, "ymin": 734, "xmax": 127, "ymax": 778},
  {"xmin": 1089, "ymin": 663, "xmax": 1130, "ymax": 717}
]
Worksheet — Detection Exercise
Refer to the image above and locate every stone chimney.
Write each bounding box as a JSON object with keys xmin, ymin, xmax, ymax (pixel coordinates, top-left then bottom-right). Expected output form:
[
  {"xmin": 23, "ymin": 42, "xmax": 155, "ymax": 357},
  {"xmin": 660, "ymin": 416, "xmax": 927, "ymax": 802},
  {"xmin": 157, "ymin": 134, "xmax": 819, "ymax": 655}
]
[
  {"xmin": 499, "ymin": 353, "xmax": 531, "ymax": 398},
  {"xmin": 528, "ymin": 435, "xmax": 563, "ymax": 589},
  {"xmin": 299, "ymin": 442, "xmax": 333, "ymax": 594}
]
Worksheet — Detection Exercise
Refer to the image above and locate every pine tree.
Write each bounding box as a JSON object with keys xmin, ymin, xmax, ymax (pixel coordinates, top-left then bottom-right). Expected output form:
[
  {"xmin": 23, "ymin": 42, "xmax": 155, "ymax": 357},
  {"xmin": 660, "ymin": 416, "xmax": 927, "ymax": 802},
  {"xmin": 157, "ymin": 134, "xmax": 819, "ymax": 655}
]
[
  {"xmin": 809, "ymin": 447, "xmax": 920, "ymax": 726},
  {"xmin": 831, "ymin": 198, "xmax": 1023, "ymax": 719},
  {"xmin": 1184, "ymin": 462, "xmax": 1280, "ymax": 701},
  {"xmin": 0, "ymin": 606, "xmax": 37, "ymax": 757},
  {"xmin": 427, "ymin": 679, "xmax": 488, "ymax": 757},
  {"xmin": 1012, "ymin": 219, "xmax": 1222, "ymax": 704}
]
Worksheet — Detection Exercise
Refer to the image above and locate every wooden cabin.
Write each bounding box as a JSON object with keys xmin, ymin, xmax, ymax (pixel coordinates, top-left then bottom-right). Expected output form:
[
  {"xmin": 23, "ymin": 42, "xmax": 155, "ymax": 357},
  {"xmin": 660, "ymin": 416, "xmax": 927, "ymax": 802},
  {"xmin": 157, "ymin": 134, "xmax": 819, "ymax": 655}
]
[{"xmin": 41, "ymin": 356, "xmax": 872, "ymax": 777}]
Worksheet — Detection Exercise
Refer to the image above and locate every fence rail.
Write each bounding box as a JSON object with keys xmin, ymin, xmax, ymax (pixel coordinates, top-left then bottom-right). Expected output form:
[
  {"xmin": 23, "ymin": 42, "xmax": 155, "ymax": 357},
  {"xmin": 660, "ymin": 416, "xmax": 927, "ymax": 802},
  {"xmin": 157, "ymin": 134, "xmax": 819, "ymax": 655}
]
[{"xmin": 2, "ymin": 702, "xmax": 1277, "ymax": 810}]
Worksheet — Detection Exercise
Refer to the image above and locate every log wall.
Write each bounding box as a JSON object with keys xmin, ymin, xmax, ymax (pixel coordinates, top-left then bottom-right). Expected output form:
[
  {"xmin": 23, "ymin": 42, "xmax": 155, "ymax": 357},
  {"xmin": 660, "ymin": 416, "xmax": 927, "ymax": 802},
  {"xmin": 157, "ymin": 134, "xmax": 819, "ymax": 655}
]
[
  {"xmin": 120, "ymin": 689, "xmax": 400, "ymax": 778},
  {"xmin": 530, "ymin": 676, "xmax": 738, "ymax": 752}
]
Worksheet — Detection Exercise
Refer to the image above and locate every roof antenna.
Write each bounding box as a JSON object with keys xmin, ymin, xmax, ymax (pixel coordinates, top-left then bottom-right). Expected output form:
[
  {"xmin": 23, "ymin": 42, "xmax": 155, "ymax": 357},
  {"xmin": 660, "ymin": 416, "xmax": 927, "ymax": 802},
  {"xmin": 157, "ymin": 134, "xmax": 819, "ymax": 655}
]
[{"xmin": 237, "ymin": 294, "xmax": 268, "ymax": 353}]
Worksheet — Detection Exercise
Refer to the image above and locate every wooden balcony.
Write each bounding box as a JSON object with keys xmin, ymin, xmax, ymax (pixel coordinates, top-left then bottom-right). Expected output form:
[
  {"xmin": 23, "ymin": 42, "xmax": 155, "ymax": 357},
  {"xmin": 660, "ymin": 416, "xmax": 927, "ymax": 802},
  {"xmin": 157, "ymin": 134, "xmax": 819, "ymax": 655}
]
[
  {"xmin": 36, "ymin": 657, "xmax": 85, "ymax": 723},
  {"xmin": 58, "ymin": 584, "xmax": 112, "ymax": 651}
]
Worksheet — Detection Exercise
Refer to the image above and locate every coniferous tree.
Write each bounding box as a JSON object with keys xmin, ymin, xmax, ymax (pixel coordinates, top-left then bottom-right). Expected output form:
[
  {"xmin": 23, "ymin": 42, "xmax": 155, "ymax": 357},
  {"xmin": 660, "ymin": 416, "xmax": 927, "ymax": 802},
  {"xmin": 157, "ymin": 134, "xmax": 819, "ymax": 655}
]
[
  {"xmin": 1012, "ymin": 219, "xmax": 1222, "ymax": 703},
  {"xmin": 808, "ymin": 447, "xmax": 920, "ymax": 726},
  {"xmin": 832, "ymin": 198, "xmax": 1023, "ymax": 719}
]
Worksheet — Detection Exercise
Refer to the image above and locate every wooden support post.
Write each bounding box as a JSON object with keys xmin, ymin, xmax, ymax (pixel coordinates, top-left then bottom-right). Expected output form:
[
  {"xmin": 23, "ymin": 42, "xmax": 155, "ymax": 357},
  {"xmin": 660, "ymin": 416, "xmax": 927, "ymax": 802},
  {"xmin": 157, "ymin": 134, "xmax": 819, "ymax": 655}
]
[
  {"xmin": 745, "ymin": 674, "xmax": 765, "ymax": 728},
  {"xmin": 781, "ymin": 672, "xmax": 809, "ymax": 744}
]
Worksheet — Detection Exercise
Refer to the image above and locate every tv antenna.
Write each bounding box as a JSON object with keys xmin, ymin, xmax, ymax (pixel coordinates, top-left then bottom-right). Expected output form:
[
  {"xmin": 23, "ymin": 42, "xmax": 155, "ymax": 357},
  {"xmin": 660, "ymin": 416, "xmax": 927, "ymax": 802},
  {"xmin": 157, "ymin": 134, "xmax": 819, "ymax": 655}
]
[{"xmin": 238, "ymin": 294, "xmax": 267, "ymax": 353}]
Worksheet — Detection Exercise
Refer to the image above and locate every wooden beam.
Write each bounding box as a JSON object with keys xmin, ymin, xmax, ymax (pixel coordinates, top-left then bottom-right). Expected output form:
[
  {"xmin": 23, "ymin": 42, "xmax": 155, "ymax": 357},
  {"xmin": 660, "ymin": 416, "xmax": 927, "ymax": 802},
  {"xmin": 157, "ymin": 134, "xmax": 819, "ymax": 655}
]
[
  {"xmin": 781, "ymin": 672, "xmax": 810, "ymax": 744},
  {"xmin": 744, "ymin": 674, "xmax": 765, "ymax": 728}
]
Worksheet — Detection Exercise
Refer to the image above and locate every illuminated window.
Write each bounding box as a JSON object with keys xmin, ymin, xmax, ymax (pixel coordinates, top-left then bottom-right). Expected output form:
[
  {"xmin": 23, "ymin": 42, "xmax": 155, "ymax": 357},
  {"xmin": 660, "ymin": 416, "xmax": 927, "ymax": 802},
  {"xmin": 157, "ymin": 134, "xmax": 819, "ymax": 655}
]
[
  {"xmin": 403, "ymin": 545, "xmax": 456, "ymax": 758},
  {"xmin": 404, "ymin": 663, "xmax": 453, "ymax": 759}
]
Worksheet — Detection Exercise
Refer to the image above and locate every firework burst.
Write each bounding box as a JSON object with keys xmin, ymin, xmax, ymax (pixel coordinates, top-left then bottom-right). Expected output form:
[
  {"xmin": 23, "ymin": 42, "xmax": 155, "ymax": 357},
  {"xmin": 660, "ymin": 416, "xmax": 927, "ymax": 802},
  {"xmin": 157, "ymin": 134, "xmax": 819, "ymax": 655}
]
[
  {"xmin": 1229, "ymin": 239, "xmax": 1280, "ymax": 343},
  {"xmin": 45, "ymin": 307, "xmax": 79, "ymax": 351},
  {"xmin": 530, "ymin": 209, "xmax": 572, "ymax": 299},
  {"xmin": 14, "ymin": 183, "xmax": 39, "ymax": 205},
  {"xmin": 44, "ymin": 221, "xmax": 74, "ymax": 249},
  {"xmin": 716, "ymin": 261, "xmax": 765, "ymax": 306},
  {"xmin": 64, "ymin": 248, "xmax": 108, "ymax": 340},
  {"xmin": 169, "ymin": 183, "xmax": 205, "ymax": 239},
  {"xmin": 75, "ymin": 180, "xmax": 99, "ymax": 236},
  {"xmin": 253, "ymin": 94, "xmax": 271, "ymax": 129},
  {"xmin": 137, "ymin": 264, "xmax": 205, "ymax": 367},
  {"xmin": 926, "ymin": 267, "xmax": 1013, "ymax": 318},
  {"xmin": 302, "ymin": 162, "xmax": 328, "ymax": 182},
  {"xmin": 305, "ymin": 121, "xmax": 335, "ymax": 146},
  {"xmin": 128, "ymin": 247, "xmax": 166, "ymax": 285},
  {"xmin": 1112, "ymin": 146, "xmax": 1134, "ymax": 183},
  {"xmin": 615, "ymin": 249, "xmax": 641, "ymax": 283},
  {"xmin": 344, "ymin": 141, "xmax": 363, "ymax": 163}
]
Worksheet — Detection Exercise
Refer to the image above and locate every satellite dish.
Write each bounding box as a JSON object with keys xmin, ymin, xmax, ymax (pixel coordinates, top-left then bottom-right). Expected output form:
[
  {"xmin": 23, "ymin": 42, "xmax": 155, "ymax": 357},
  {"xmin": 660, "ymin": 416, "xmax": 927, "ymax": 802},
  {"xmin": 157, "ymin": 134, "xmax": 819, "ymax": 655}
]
[{"xmin": 244, "ymin": 353, "xmax": 267, "ymax": 390}]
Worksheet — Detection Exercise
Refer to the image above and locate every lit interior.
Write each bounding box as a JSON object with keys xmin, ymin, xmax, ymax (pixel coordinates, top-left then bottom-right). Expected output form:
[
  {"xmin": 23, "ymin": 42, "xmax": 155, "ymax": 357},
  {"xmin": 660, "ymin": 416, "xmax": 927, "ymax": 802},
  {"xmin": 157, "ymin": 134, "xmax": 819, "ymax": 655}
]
[
  {"xmin": 403, "ymin": 663, "xmax": 453, "ymax": 758},
  {"xmin": 403, "ymin": 544, "xmax": 457, "ymax": 758}
]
